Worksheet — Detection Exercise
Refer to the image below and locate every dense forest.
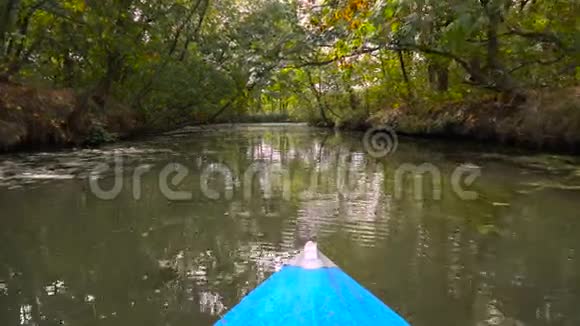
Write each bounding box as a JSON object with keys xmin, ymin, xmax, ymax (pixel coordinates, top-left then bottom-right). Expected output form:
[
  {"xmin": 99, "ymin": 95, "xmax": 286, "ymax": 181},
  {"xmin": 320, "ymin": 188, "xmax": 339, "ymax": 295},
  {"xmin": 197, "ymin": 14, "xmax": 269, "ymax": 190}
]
[
  {"xmin": 1, "ymin": 2, "xmax": 580, "ymax": 324},
  {"xmin": 0, "ymin": 0, "xmax": 579, "ymax": 150}
]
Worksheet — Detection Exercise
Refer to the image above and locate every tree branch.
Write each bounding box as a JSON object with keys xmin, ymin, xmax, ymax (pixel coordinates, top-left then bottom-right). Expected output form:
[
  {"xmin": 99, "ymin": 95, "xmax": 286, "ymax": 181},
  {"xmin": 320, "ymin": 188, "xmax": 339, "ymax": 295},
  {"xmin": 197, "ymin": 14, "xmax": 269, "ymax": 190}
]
[
  {"xmin": 396, "ymin": 43, "xmax": 474, "ymax": 75},
  {"xmin": 296, "ymin": 46, "xmax": 380, "ymax": 67},
  {"xmin": 508, "ymin": 53, "xmax": 566, "ymax": 73},
  {"xmin": 506, "ymin": 27, "xmax": 567, "ymax": 50}
]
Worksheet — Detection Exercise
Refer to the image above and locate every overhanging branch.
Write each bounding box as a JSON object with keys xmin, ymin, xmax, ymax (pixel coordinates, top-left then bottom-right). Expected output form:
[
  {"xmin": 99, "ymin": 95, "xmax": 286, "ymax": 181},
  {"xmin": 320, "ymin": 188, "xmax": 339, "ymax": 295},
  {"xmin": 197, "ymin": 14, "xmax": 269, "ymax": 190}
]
[
  {"xmin": 296, "ymin": 46, "xmax": 381, "ymax": 67},
  {"xmin": 508, "ymin": 54, "xmax": 566, "ymax": 73},
  {"xmin": 506, "ymin": 27, "xmax": 568, "ymax": 50}
]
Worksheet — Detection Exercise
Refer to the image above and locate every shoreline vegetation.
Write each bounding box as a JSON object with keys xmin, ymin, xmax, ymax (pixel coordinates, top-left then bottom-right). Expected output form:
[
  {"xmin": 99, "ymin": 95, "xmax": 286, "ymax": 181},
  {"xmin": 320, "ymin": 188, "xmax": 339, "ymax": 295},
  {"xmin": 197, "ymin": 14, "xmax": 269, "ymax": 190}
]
[
  {"xmin": 368, "ymin": 87, "xmax": 580, "ymax": 153},
  {"xmin": 1, "ymin": 0, "xmax": 578, "ymax": 154},
  {"xmin": 1, "ymin": 81, "xmax": 579, "ymax": 154},
  {"xmin": 0, "ymin": 84, "xmax": 580, "ymax": 154}
]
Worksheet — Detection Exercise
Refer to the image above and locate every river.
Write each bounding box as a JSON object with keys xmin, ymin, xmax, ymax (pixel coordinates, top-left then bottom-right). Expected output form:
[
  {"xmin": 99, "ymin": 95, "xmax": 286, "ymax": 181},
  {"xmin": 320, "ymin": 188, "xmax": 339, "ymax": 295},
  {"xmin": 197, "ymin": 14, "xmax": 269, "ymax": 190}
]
[{"xmin": 1, "ymin": 124, "xmax": 580, "ymax": 325}]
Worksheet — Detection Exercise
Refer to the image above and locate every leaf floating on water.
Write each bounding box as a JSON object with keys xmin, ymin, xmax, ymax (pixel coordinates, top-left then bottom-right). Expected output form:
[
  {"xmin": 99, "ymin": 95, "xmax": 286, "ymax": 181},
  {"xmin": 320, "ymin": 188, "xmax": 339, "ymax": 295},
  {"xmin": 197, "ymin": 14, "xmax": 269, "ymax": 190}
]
[
  {"xmin": 492, "ymin": 202, "xmax": 510, "ymax": 207},
  {"xmin": 477, "ymin": 224, "xmax": 500, "ymax": 235},
  {"xmin": 515, "ymin": 189, "xmax": 534, "ymax": 195}
]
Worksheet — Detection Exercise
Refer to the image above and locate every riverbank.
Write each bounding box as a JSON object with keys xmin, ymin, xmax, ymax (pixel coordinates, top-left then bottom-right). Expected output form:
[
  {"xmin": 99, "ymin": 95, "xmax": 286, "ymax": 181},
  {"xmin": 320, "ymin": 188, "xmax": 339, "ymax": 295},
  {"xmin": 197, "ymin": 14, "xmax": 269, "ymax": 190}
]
[
  {"xmin": 367, "ymin": 87, "xmax": 580, "ymax": 154},
  {"xmin": 0, "ymin": 82, "xmax": 142, "ymax": 152},
  {"xmin": 0, "ymin": 81, "xmax": 301, "ymax": 152},
  {"xmin": 2, "ymin": 81, "xmax": 580, "ymax": 154}
]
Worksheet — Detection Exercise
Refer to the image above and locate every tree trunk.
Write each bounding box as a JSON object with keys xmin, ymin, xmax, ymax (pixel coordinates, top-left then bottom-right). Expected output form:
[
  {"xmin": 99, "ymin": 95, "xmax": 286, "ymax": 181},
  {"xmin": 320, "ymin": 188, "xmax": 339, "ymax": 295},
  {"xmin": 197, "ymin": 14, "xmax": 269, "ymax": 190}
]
[
  {"xmin": 1, "ymin": 0, "xmax": 38, "ymax": 79},
  {"xmin": 484, "ymin": 1, "xmax": 520, "ymax": 95},
  {"xmin": 93, "ymin": 1, "xmax": 134, "ymax": 108},
  {"xmin": 62, "ymin": 51, "xmax": 74, "ymax": 87},
  {"xmin": 347, "ymin": 85, "xmax": 358, "ymax": 111},
  {"xmin": 0, "ymin": 0, "xmax": 19, "ymax": 56},
  {"xmin": 379, "ymin": 52, "xmax": 393, "ymax": 97},
  {"xmin": 428, "ymin": 64, "xmax": 437, "ymax": 88},
  {"xmin": 93, "ymin": 51, "xmax": 123, "ymax": 108},
  {"xmin": 306, "ymin": 70, "xmax": 329, "ymax": 125},
  {"xmin": 486, "ymin": 5, "xmax": 501, "ymax": 77},
  {"xmin": 180, "ymin": 0, "xmax": 210, "ymax": 61},
  {"xmin": 428, "ymin": 60, "xmax": 449, "ymax": 92},
  {"xmin": 397, "ymin": 50, "xmax": 412, "ymax": 97},
  {"xmin": 437, "ymin": 66, "xmax": 449, "ymax": 92}
]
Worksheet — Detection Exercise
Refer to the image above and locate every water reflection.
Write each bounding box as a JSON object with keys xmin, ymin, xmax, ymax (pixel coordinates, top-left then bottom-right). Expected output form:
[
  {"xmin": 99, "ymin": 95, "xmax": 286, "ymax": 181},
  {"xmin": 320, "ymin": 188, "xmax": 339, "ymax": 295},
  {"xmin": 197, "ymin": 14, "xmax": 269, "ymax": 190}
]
[{"xmin": 1, "ymin": 125, "xmax": 580, "ymax": 325}]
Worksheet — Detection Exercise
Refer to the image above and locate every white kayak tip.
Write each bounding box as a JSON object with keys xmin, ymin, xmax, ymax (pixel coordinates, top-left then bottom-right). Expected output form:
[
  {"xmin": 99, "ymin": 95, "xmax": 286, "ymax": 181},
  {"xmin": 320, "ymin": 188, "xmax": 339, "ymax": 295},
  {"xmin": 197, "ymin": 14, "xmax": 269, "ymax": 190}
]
[
  {"xmin": 304, "ymin": 241, "xmax": 319, "ymax": 260},
  {"xmin": 287, "ymin": 241, "xmax": 337, "ymax": 269}
]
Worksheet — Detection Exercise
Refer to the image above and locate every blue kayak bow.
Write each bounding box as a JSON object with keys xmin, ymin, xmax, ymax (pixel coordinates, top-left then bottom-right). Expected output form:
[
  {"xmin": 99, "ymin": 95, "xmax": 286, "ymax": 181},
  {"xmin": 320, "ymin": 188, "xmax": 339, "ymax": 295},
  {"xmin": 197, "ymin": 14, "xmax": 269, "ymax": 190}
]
[{"xmin": 215, "ymin": 241, "xmax": 410, "ymax": 325}]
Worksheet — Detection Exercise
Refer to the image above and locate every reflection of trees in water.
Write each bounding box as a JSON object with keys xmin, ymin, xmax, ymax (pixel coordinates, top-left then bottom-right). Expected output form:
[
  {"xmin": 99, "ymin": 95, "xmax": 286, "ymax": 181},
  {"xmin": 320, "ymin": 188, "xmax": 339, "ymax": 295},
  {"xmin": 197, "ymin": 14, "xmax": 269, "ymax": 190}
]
[
  {"xmin": 1, "ymin": 128, "xmax": 580, "ymax": 325},
  {"xmin": 215, "ymin": 130, "xmax": 580, "ymax": 325}
]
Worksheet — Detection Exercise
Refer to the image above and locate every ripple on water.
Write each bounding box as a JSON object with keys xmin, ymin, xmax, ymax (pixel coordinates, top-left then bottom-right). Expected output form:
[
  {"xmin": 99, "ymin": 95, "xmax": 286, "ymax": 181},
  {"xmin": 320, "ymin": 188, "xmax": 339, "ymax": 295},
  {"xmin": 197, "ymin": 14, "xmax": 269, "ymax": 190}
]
[{"xmin": 0, "ymin": 146, "xmax": 177, "ymax": 188}]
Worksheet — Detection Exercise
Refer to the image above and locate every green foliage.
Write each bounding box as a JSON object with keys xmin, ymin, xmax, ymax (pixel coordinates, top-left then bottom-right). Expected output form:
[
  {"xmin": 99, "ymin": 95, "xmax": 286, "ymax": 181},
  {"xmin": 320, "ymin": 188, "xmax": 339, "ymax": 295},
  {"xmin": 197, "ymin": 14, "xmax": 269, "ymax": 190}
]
[
  {"xmin": 256, "ymin": 0, "xmax": 579, "ymax": 126},
  {"xmin": 0, "ymin": 0, "xmax": 578, "ymax": 133},
  {"xmin": 85, "ymin": 122, "xmax": 119, "ymax": 146}
]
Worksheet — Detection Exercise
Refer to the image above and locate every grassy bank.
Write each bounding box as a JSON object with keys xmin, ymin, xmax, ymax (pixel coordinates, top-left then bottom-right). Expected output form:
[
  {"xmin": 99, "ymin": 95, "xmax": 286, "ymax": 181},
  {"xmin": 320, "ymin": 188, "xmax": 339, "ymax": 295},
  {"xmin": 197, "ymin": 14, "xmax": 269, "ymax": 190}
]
[{"xmin": 367, "ymin": 88, "xmax": 580, "ymax": 153}]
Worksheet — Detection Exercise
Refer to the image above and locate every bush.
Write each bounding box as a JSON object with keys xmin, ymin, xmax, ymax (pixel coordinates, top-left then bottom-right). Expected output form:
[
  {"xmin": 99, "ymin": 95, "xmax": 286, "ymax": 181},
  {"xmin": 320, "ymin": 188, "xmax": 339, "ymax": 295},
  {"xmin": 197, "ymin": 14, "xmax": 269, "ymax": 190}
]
[{"xmin": 84, "ymin": 122, "xmax": 118, "ymax": 146}]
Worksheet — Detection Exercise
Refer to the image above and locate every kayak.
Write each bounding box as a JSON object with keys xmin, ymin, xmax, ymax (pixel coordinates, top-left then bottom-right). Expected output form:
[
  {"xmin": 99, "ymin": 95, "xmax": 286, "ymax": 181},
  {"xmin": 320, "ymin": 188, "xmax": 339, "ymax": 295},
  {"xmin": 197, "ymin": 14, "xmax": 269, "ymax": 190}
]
[{"xmin": 215, "ymin": 241, "xmax": 410, "ymax": 325}]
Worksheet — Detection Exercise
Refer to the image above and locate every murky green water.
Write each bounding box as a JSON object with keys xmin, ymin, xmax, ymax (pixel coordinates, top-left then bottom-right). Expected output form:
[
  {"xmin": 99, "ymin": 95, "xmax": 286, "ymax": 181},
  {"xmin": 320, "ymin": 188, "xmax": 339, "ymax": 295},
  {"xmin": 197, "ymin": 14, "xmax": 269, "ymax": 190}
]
[{"xmin": 1, "ymin": 124, "xmax": 580, "ymax": 325}]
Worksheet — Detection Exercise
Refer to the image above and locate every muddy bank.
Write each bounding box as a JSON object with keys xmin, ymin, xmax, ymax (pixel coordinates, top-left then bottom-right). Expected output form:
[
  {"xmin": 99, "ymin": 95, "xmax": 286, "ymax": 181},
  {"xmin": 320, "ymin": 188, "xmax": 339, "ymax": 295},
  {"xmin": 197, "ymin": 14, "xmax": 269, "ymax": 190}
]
[
  {"xmin": 0, "ymin": 82, "xmax": 141, "ymax": 152},
  {"xmin": 369, "ymin": 88, "xmax": 580, "ymax": 153}
]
